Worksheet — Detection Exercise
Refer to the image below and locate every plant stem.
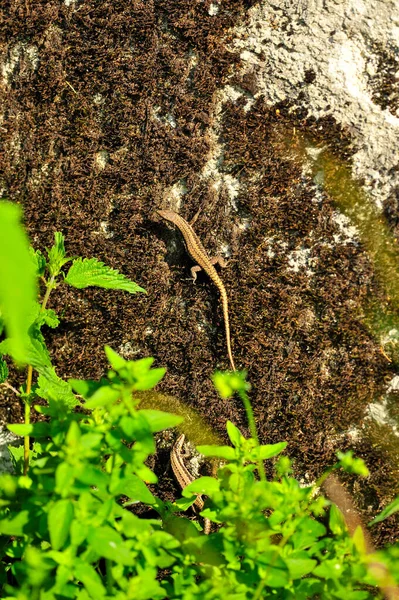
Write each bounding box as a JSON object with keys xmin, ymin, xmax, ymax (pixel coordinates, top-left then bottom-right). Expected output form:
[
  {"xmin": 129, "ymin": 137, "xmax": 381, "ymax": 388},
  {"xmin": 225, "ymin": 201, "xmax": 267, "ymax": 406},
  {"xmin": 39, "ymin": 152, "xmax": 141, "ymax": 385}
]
[
  {"xmin": 239, "ymin": 390, "xmax": 266, "ymax": 482},
  {"xmin": 23, "ymin": 364, "xmax": 33, "ymax": 476},
  {"xmin": 23, "ymin": 274, "xmax": 57, "ymax": 475},
  {"xmin": 23, "ymin": 401, "xmax": 31, "ymax": 475},
  {"xmin": 105, "ymin": 558, "xmax": 114, "ymax": 593}
]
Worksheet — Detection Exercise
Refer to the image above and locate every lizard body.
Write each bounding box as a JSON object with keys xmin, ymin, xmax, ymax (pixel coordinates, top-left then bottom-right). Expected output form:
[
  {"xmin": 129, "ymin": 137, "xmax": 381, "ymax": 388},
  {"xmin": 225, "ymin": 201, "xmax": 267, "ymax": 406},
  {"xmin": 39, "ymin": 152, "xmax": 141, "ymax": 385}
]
[
  {"xmin": 170, "ymin": 434, "xmax": 210, "ymax": 534},
  {"xmin": 157, "ymin": 209, "xmax": 236, "ymax": 371}
]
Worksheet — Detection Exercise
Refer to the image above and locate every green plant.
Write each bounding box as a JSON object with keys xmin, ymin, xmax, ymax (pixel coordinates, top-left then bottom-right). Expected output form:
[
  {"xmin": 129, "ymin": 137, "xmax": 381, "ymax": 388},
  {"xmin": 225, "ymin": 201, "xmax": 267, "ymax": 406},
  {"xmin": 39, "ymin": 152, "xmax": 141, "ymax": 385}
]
[
  {"xmin": 0, "ymin": 200, "xmax": 146, "ymax": 474},
  {"xmin": 1, "ymin": 362, "xmax": 397, "ymax": 599},
  {"xmin": 1, "ymin": 200, "xmax": 398, "ymax": 599}
]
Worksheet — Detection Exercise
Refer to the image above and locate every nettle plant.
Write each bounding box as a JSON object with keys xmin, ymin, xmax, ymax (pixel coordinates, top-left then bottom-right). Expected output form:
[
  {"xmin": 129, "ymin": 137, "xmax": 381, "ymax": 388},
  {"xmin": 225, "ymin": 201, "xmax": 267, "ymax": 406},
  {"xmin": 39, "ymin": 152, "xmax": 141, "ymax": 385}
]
[{"xmin": 0, "ymin": 200, "xmax": 398, "ymax": 599}]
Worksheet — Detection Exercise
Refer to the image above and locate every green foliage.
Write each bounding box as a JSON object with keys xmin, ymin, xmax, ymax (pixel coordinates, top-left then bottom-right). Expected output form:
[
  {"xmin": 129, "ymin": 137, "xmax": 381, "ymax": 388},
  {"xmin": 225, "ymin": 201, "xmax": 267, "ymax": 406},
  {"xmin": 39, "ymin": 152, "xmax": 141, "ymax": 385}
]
[
  {"xmin": 0, "ymin": 217, "xmax": 146, "ymax": 409},
  {"xmin": 0, "ymin": 201, "xmax": 37, "ymax": 363},
  {"xmin": 46, "ymin": 231, "xmax": 71, "ymax": 277},
  {"xmin": 0, "ymin": 350, "xmax": 396, "ymax": 599},
  {"xmin": 369, "ymin": 496, "xmax": 399, "ymax": 526},
  {"xmin": 0, "ymin": 356, "xmax": 9, "ymax": 384},
  {"xmin": 0, "ymin": 201, "xmax": 398, "ymax": 598},
  {"xmin": 65, "ymin": 257, "xmax": 146, "ymax": 294},
  {"xmin": 0, "ymin": 354, "xmax": 396, "ymax": 598},
  {"xmin": 336, "ymin": 451, "xmax": 369, "ymax": 477}
]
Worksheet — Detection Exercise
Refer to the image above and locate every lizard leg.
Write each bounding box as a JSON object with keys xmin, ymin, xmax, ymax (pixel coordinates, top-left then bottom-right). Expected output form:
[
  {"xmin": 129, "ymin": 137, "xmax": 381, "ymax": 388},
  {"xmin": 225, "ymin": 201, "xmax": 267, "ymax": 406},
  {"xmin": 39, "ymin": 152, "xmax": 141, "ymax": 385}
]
[
  {"xmin": 190, "ymin": 265, "xmax": 202, "ymax": 282},
  {"xmin": 210, "ymin": 256, "xmax": 227, "ymax": 269}
]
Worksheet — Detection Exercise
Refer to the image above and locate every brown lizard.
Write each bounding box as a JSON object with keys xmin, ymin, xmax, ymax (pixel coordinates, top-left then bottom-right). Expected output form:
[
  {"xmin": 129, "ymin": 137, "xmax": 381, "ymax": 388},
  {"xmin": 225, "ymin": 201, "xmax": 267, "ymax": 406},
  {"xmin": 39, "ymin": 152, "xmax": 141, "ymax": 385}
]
[
  {"xmin": 157, "ymin": 209, "xmax": 236, "ymax": 371},
  {"xmin": 170, "ymin": 434, "xmax": 211, "ymax": 534}
]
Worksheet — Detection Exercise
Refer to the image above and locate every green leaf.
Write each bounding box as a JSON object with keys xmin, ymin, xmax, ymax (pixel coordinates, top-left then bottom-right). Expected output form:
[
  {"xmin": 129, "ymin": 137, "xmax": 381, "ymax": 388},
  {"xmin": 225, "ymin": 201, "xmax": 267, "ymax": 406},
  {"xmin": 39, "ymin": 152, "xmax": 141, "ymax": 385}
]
[
  {"xmin": 75, "ymin": 465, "xmax": 109, "ymax": 490},
  {"xmin": 352, "ymin": 525, "xmax": 367, "ymax": 555},
  {"xmin": 74, "ymin": 560, "xmax": 106, "ymax": 599},
  {"xmin": 0, "ymin": 324, "xmax": 52, "ymax": 372},
  {"xmin": 36, "ymin": 368, "xmax": 78, "ymax": 408},
  {"xmin": 196, "ymin": 445, "xmax": 236, "ymax": 460},
  {"xmin": 0, "ymin": 356, "xmax": 8, "ymax": 383},
  {"xmin": 291, "ymin": 516, "xmax": 327, "ymax": 550},
  {"xmin": 113, "ymin": 473, "xmax": 157, "ymax": 505},
  {"xmin": 8, "ymin": 422, "xmax": 51, "ymax": 437},
  {"xmin": 104, "ymin": 345, "xmax": 127, "ymax": 370},
  {"xmin": 368, "ymin": 495, "xmax": 399, "ymax": 526},
  {"xmin": 286, "ymin": 556, "xmax": 317, "ymax": 579},
  {"xmin": 0, "ymin": 201, "xmax": 37, "ymax": 363},
  {"xmin": 87, "ymin": 526, "xmax": 134, "ymax": 565},
  {"xmin": 184, "ymin": 476, "xmax": 220, "ymax": 497},
  {"xmin": 226, "ymin": 421, "xmax": 243, "ymax": 447},
  {"xmin": 255, "ymin": 442, "xmax": 287, "ymax": 460},
  {"xmin": 29, "ymin": 247, "xmax": 46, "ymax": 276},
  {"xmin": 212, "ymin": 370, "xmax": 250, "ymax": 398},
  {"xmin": 0, "ymin": 473, "xmax": 18, "ymax": 497},
  {"xmin": 171, "ymin": 496, "xmax": 198, "ymax": 511},
  {"xmin": 48, "ymin": 500, "xmax": 74, "ymax": 550},
  {"xmin": 47, "ymin": 232, "xmax": 71, "ymax": 277},
  {"xmin": 258, "ymin": 551, "xmax": 289, "ymax": 587},
  {"xmin": 0, "ymin": 510, "xmax": 30, "ymax": 535},
  {"xmin": 65, "ymin": 257, "xmax": 146, "ymax": 294},
  {"xmin": 131, "ymin": 367, "xmax": 166, "ymax": 391},
  {"xmin": 313, "ymin": 559, "xmax": 344, "ymax": 580},
  {"xmin": 7, "ymin": 444, "xmax": 24, "ymax": 473},
  {"xmin": 329, "ymin": 503, "xmax": 347, "ymax": 536},
  {"xmin": 337, "ymin": 451, "xmax": 369, "ymax": 476},
  {"xmin": 69, "ymin": 378, "xmax": 108, "ymax": 398},
  {"xmin": 35, "ymin": 308, "xmax": 60, "ymax": 329},
  {"xmin": 55, "ymin": 462, "xmax": 75, "ymax": 495},
  {"xmin": 84, "ymin": 386, "xmax": 120, "ymax": 409},
  {"xmin": 138, "ymin": 409, "xmax": 183, "ymax": 432}
]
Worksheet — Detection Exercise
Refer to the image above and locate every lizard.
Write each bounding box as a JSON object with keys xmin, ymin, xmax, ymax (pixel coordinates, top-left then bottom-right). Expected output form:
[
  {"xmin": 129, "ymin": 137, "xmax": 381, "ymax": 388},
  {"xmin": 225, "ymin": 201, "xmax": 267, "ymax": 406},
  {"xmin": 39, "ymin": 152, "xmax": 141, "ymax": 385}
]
[
  {"xmin": 170, "ymin": 434, "xmax": 211, "ymax": 535},
  {"xmin": 157, "ymin": 209, "xmax": 236, "ymax": 371}
]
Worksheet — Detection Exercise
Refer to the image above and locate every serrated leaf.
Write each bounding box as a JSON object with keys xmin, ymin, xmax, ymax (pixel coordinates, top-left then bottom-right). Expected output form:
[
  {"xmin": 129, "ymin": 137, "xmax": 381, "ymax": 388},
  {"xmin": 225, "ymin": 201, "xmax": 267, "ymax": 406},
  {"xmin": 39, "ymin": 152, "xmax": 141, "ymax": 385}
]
[
  {"xmin": 48, "ymin": 500, "xmax": 74, "ymax": 550},
  {"xmin": 7, "ymin": 444, "xmax": 24, "ymax": 472},
  {"xmin": 0, "ymin": 201, "xmax": 37, "ymax": 363},
  {"xmin": 0, "ymin": 356, "xmax": 8, "ymax": 383},
  {"xmin": 65, "ymin": 257, "xmax": 146, "ymax": 294},
  {"xmin": 0, "ymin": 330, "xmax": 52, "ymax": 371},
  {"xmin": 35, "ymin": 308, "xmax": 60, "ymax": 329},
  {"xmin": 29, "ymin": 247, "xmax": 46, "ymax": 276},
  {"xmin": 36, "ymin": 368, "xmax": 78, "ymax": 409},
  {"xmin": 138, "ymin": 409, "xmax": 183, "ymax": 432},
  {"xmin": 47, "ymin": 232, "xmax": 71, "ymax": 277}
]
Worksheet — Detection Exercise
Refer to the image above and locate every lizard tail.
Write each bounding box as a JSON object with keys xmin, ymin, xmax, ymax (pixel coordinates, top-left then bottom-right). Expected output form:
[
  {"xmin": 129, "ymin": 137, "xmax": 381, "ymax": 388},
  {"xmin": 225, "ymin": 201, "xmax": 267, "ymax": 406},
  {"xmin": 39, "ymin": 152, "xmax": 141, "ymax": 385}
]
[{"xmin": 221, "ymin": 288, "xmax": 236, "ymax": 371}]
